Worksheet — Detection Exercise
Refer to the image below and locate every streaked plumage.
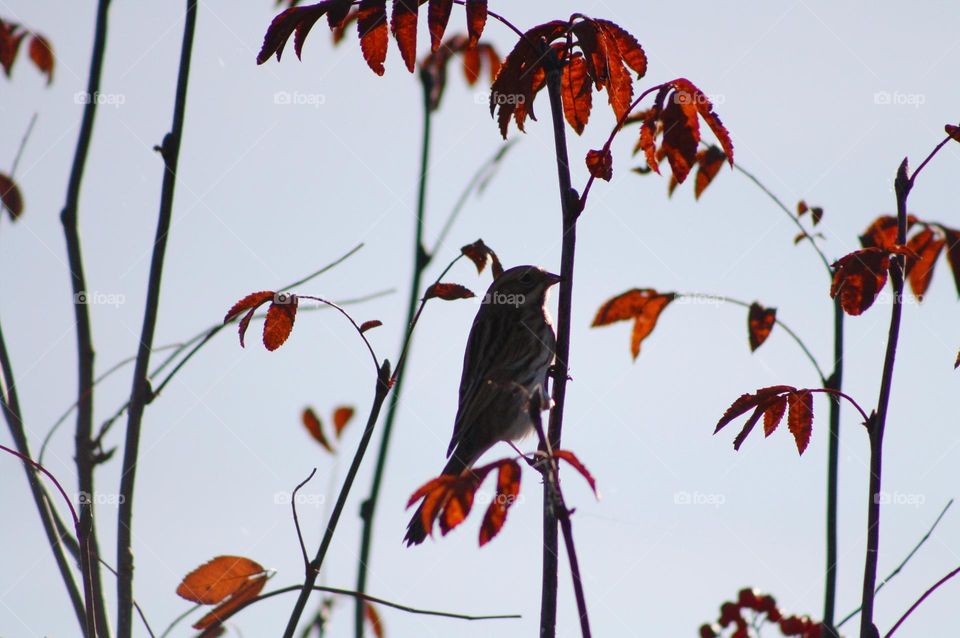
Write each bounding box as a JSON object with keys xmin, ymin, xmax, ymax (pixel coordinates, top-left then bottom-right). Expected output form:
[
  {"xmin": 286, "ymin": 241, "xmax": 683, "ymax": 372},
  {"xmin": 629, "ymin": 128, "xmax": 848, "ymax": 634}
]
[{"xmin": 404, "ymin": 265, "xmax": 560, "ymax": 546}]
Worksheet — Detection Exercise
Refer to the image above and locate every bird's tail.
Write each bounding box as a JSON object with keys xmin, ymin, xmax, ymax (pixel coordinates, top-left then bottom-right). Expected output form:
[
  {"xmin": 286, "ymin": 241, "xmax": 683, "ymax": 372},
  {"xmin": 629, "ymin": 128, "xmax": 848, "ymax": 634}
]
[{"xmin": 403, "ymin": 454, "xmax": 470, "ymax": 546}]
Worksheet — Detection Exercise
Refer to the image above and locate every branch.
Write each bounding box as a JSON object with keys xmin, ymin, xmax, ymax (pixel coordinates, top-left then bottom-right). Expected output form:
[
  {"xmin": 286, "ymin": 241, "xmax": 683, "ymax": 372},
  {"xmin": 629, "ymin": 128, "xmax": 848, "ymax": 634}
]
[
  {"xmin": 884, "ymin": 564, "xmax": 960, "ymax": 638},
  {"xmin": 61, "ymin": 0, "xmax": 114, "ymax": 633},
  {"xmin": 292, "ymin": 468, "xmax": 318, "ymax": 571},
  {"xmin": 116, "ymin": 3, "xmax": 196, "ymax": 636}
]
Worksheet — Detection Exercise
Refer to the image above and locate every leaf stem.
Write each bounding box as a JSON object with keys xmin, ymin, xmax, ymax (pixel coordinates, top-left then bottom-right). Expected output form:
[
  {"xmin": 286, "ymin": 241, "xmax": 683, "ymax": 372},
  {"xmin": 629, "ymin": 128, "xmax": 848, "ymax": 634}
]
[
  {"xmin": 883, "ymin": 564, "xmax": 960, "ymax": 638},
  {"xmin": 116, "ymin": 3, "xmax": 196, "ymax": 636}
]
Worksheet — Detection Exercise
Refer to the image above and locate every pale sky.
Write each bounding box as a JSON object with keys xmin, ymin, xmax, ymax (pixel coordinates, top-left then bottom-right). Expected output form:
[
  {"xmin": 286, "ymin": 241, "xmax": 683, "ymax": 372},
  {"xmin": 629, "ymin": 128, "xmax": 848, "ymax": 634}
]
[{"xmin": 2, "ymin": 1, "xmax": 959, "ymax": 637}]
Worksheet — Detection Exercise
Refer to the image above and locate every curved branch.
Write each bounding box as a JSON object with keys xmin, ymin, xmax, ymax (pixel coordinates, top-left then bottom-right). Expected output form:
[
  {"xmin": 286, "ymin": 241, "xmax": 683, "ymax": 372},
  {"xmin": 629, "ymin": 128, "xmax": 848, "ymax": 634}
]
[
  {"xmin": 884, "ymin": 564, "xmax": 960, "ymax": 638},
  {"xmin": 291, "ymin": 468, "xmax": 318, "ymax": 570}
]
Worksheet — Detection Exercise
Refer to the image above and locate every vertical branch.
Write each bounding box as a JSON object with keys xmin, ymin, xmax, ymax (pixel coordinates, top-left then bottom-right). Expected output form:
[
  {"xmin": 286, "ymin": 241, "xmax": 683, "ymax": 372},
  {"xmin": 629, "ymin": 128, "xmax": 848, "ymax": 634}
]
[
  {"xmin": 353, "ymin": 68, "xmax": 434, "ymax": 638},
  {"xmin": 823, "ymin": 297, "xmax": 844, "ymax": 636},
  {"xmin": 115, "ymin": 2, "xmax": 197, "ymax": 636},
  {"xmin": 60, "ymin": 0, "xmax": 114, "ymax": 634},
  {"xmin": 284, "ymin": 362, "xmax": 392, "ymax": 638},
  {"xmin": 0, "ymin": 321, "xmax": 87, "ymax": 633},
  {"xmin": 858, "ymin": 159, "xmax": 911, "ymax": 638},
  {"xmin": 540, "ymin": 45, "xmax": 580, "ymax": 638}
]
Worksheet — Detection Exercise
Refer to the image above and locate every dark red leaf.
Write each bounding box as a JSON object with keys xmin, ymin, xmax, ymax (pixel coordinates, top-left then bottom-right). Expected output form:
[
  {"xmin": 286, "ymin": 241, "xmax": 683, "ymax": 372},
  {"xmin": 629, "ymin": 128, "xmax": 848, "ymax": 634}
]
[
  {"xmin": 830, "ymin": 248, "xmax": 890, "ymax": 315},
  {"xmin": 762, "ymin": 396, "xmax": 787, "ymax": 437},
  {"xmin": 586, "ymin": 148, "xmax": 613, "ymax": 181},
  {"xmin": 465, "ymin": 0, "xmax": 487, "ymax": 47},
  {"xmin": 0, "ymin": 173, "xmax": 24, "ymax": 220},
  {"xmin": 787, "ymin": 390, "xmax": 814, "ymax": 455},
  {"xmin": 27, "ymin": 34, "xmax": 53, "ymax": 84},
  {"xmin": 302, "ymin": 408, "xmax": 334, "ymax": 452},
  {"xmin": 224, "ymin": 291, "xmax": 274, "ymax": 324},
  {"xmin": 427, "ymin": 0, "xmax": 453, "ymax": 51},
  {"xmin": 332, "ymin": 406, "xmax": 354, "ymax": 437},
  {"xmin": 358, "ymin": 0, "xmax": 389, "ymax": 75},
  {"xmin": 694, "ymin": 145, "xmax": 726, "ymax": 199},
  {"xmin": 0, "ymin": 22, "xmax": 25, "ymax": 77},
  {"xmin": 359, "ymin": 319, "xmax": 382, "ymax": 333},
  {"xmin": 554, "ymin": 450, "xmax": 598, "ymax": 497},
  {"xmin": 460, "ymin": 239, "xmax": 502, "ymax": 276},
  {"xmin": 390, "ymin": 0, "xmax": 418, "ymax": 72},
  {"xmin": 905, "ymin": 227, "xmax": 944, "ymax": 299},
  {"xmin": 714, "ymin": 385, "xmax": 797, "ymax": 433},
  {"xmin": 425, "ymin": 282, "xmax": 475, "ymax": 300},
  {"xmin": 859, "ymin": 215, "xmax": 917, "ymax": 250},
  {"xmin": 747, "ymin": 303, "xmax": 776, "ymax": 352},
  {"xmin": 479, "ymin": 460, "xmax": 521, "ymax": 546},
  {"xmin": 942, "ymin": 228, "xmax": 960, "ymax": 297},
  {"xmin": 263, "ymin": 294, "xmax": 298, "ymax": 350},
  {"xmin": 946, "ymin": 124, "xmax": 960, "ymax": 144}
]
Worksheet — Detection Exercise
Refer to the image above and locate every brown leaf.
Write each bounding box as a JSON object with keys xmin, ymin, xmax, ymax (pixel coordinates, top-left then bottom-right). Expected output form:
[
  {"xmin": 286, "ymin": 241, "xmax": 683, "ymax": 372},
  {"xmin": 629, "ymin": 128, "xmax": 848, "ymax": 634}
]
[
  {"xmin": 561, "ymin": 53, "xmax": 592, "ymax": 135},
  {"xmin": 905, "ymin": 227, "xmax": 944, "ymax": 300},
  {"xmin": 946, "ymin": 123, "xmax": 960, "ymax": 144},
  {"xmin": 479, "ymin": 460, "xmax": 521, "ymax": 546},
  {"xmin": 586, "ymin": 148, "xmax": 613, "ymax": 181},
  {"xmin": 176, "ymin": 556, "xmax": 266, "ymax": 604},
  {"xmin": 193, "ymin": 573, "xmax": 269, "ymax": 631},
  {"xmin": 811, "ymin": 206, "xmax": 824, "ymax": 225},
  {"xmin": 427, "ymin": 0, "xmax": 453, "ymax": 51},
  {"xmin": 554, "ymin": 450, "xmax": 598, "ymax": 497},
  {"xmin": 424, "ymin": 282, "xmax": 475, "ymax": 300},
  {"xmin": 747, "ymin": 303, "xmax": 776, "ymax": 352},
  {"xmin": 592, "ymin": 289, "xmax": 676, "ymax": 360},
  {"xmin": 263, "ymin": 294, "xmax": 298, "ymax": 350},
  {"xmin": 358, "ymin": 0, "xmax": 389, "ymax": 75},
  {"xmin": 830, "ymin": 248, "xmax": 890, "ymax": 316},
  {"xmin": 955, "ymin": 349, "xmax": 960, "ymax": 370},
  {"xmin": 0, "ymin": 173, "xmax": 24, "ymax": 220},
  {"xmin": 332, "ymin": 406, "xmax": 355, "ymax": 437},
  {"xmin": 365, "ymin": 603, "xmax": 385, "ymax": 638},
  {"xmin": 694, "ymin": 145, "xmax": 726, "ymax": 199},
  {"xmin": 465, "ymin": 0, "xmax": 487, "ymax": 47},
  {"xmin": 460, "ymin": 239, "xmax": 502, "ymax": 277},
  {"xmin": 359, "ymin": 319, "xmax": 383, "ymax": 333},
  {"xmin": 797, "ymin": 200, "xmax": 808, "ymax": 216},
  {"xmin": 27, "ymin": 34, "xmax": 53, "ymax": 84},
  {"xmin": 302, "ymin": 408, "xmax": 334, "ymax": 452},
  {"xmin": 787, "ymin": 390, "xmax": 814, "ymax": 455},
  {"xmin": 0, "ymin": 21, "xmax": 25, "ymax": 77},
  {"xmin": 390, "ymin": 0, "xmax": 418, "ymax": 72},
  {"xmin": 942, "ymin": 228, "xmax": 960, "ymax": 297}
]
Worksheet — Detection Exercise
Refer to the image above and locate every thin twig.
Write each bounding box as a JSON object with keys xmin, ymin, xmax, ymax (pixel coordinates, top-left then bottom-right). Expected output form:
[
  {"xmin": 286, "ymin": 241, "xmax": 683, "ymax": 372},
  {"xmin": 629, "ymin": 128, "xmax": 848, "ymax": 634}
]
[
  {"xmin": 292, "ymin": 468, "xmax": 318, "ymax": 570},
  {"xmin": 116, "ymin": 3, "xmax": 196, "ymax": 636},
  {"xmin": 96, "ymin": 560, "xmax": 157, "ymax": 638},
  {"xmin": 883, "ymin": 564, "xmax": 960, "ymax": 638},
  {"xmin": 837, "ymin": 498, "xmax": 954, "ymax": 628}
]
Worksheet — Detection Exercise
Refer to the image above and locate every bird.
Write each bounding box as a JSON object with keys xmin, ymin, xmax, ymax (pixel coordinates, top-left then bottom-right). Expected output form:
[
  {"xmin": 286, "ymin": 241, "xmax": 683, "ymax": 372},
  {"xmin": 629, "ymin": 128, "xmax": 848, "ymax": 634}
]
[{"xmin": 404, "ymin": 265, "xmax": 561, "ymax": 546}]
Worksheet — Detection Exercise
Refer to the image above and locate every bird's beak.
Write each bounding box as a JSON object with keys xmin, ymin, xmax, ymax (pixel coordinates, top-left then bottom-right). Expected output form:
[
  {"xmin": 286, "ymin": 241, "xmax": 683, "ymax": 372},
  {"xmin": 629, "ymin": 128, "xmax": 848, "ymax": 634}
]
[{"xmin": 544, "ymin": 271, "xmax": 563, "ymax": 286}]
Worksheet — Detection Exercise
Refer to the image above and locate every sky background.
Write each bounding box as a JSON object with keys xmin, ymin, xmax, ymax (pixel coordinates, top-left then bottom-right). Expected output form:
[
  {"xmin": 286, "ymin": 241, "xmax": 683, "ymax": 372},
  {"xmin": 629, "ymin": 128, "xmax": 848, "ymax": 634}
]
[{"xmin": 2, "ymin": 1, "xmax": 959, "ymax": 637}]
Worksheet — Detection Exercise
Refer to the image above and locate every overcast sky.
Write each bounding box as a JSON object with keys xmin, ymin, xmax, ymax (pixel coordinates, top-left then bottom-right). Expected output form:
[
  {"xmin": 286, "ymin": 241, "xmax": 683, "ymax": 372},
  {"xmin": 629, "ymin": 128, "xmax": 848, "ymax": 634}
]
[{"xmin": 2, "ymin": 1, "xmax": 959, "ymax": 637}]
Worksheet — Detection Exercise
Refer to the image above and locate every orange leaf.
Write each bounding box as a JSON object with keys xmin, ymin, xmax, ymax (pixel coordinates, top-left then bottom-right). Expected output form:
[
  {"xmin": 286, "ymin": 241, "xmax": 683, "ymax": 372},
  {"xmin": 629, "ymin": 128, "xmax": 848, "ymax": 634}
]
[
  {"xmin": 360, "ymin": 319, "xmax": 382, "ymax": 333},
  {"xmin": 586, "ymin": 148, "xmax": 613, "ymax": 181},
  {"xmin": 425, "ymin": 282, "xmax": 475, "ymax": 300},
  {"xmin": 332, "ymin": 406, "xmax": 355, "ymax": 437},
  {"xmin": 694, "ymin": 145, "xmax": 726, "ymax": 199},
  {"xmin": 554, "ymin": 450, "xmax": 598, "ymax": 497},
  {"xmin": 193, "ymin": 573, "xmax": 268, "ymax": 631},
  {"xmin": 859, "ymin": 215, "xmax": 917, "ymax": 250},
  {"xmin": 0, "ymin": 172, "xmax": 24, "ymax": 220},
  {"xmin": 762, "ymin": 396, "xmax": 787, "ymax": 437},
  {"xmin": 905, "ymin": 227, "xmax": 944, "ymax": 300},
  {"xmin": 263, "ymin": 294, "xmax": 298, "ymax": 350},
  {"xmin": 302, "ymin": 408, "xmax": 334, "ymax": 452},
  {"xmin": 747, "ymin": 302, "xmax": 776, "ymax": 352},
  {"xmin": 638, "ymin": 111, "xmax": 659, "ymax": 174},
  {"xmin": 594, "ymin": 19, "xmax": 646, "ymax": 78},
  {"xmin": 439, "ymin": 477, "xmax": 476, "ymax": 534},
  {"xmin": 660, "ymin": 85, "xmax": 700, "ymax": 183},
  {"xmin": 561, "ymin": 53, "xmax": 592, "ymax": 135},
  {"xmin": 427, "ymin": 0, "xmax": 452, "ymax": 51},
  {"xmin": 390, "ymin": 0, "xmax": 418, "ymax": 72},
  {"xmin": 592, "ymin": 289, "xmax": 676, "ymax": 360},
  {"xmin": 365, "ymin": 602, "xmax": 385, "ymax": 638},
  {"xmin": 465, "ymin": 0, "xmax": 487, "ymax": 47},
  {"xmin": 787, "ymin": 390, "xmax": 814, "ymax": 455},
  {"xmin": 479, "ymin": 460, "xmax": 521, "ymax": 546},
  {"xmin": 27, "ymin": 34, "xmax": 53, "ymax": 84},
  {"xmin": 358, "ymin": 0, "xmax": 389, "ymax": 76},
  {"xmin": 797, "ymin": 200, "xmax": 808, "ymax": 216},
  {"xmin": 830, "ymin": 248, "xmax": 890, "ymax": 316},
  {"xmin": 176, "ymin": 556, "xmax": 266, "ymax": 604}
]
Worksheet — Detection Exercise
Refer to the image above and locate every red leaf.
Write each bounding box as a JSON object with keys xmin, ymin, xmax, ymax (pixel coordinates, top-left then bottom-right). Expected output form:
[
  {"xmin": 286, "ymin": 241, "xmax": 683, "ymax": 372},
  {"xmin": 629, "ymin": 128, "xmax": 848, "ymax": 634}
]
[
  {"xmin": 694, "ymin": 145, "xmax": 726, "ymax": 199},
  {"xmin": 715, "ymin": 385, "xmax": 797, "ymax": 433},
  {"xmin": 365, "ymin": 603, "xmax": 385, "ymax": 638},
  {"xmin": 554, "ymin": 450, "xmax": 598, "ymax": 497},
  {"xmin": 224, "ymin": 291, "xmax": 275, "ymax": 324},
  {"xmin": 560, "ymin": 53, "xmax": 592, "ymax": 135},
  {"xmin": 732, "ymin": 404, "xmax": 766, "ymax": 451},
  {"xmin": 427, "ymin": 0, "xmax": 453, "ymax": 51},
  {"xmin": 830, "ymin": 248, "xmax": 890, "ymax": 315},
  {"xmin": 797, "ymin": 200, "xmax": 808, "ymax": 216},
  {"xmin": 673, "ymin": 78, "xmax": 734, "ymax": 165},
  {"xmin": 0, "ymin": 22, "xmax": 25, "ymax": 77},
  {"xmin": 439, "ymin": 476, "xmax": 477, "ymax": 534},
  {"xmin": 660, "ymin": 86, "xmax": 700, "ymax": 183},
  {"xmin": 27, "ymin": 34, "xmax": 53, "ymax": 84},
  {"xmin": 0, "ymin": 173, "xmax": 24, "ymax": 220},
  {"xmin": 390, "ymin": 0, "xmax": 418, "ymax": 73},
  {"xmin": 479, "ymin": 460, "xmax": 521, "ymax": 546},
  {"xmin": 586, "ymin": 148, "xmax": 613, "ymax": 181},
  {"xmin": 302, "ymin": 408, "xmax": 334, "ymax": 452},
  {"xmin": 592, "ymin": 289, "xmax": 676, "ymax": 360},
  {"xmin": 465, "ymin": 0, "xmax": 487, "ymax": 47},
  {"xmin": 638, "ymin": 111, "xmax": 659, "ymax": 174},
  {"xmin": 359, "ymin": 319, "xmax": 382, "ymax": 333},
  {"xmin": 747, "ymin": 302, "xmax": 776, "ymax": 352},
  {"xmin": 263, "ymin": 294, "xmax": 298, "ymax": 350},
  {"xmin": 762, "ymin": 396, "xmax": 787, "ymax": 437},
  {"xmin": 946, "ymin": 124, "xmax": 960, "ymax": 144},
  {"xmin": 859, "ymin": 215, "xmax": 917, "ymax": 250},
  {"xmin": 258, "ymin": 5, "xmax": 321, "ymax": 64},
  {"xmin": 176, "ymin": 556, "xmax": 266, "ymax": 604},
  {"xmin": 358, "ymin": 0, "xmax": 389, "ymax": 76},
  {"xmin": 787, "ymin": 390, "xmax": 814, "ymax": 455},
  {"xmin": 905, "ymin": 227, "xmax": 944, "ymax": 300},
  {"xmin": 326, "ymin": 0, "xmax": 353, "ymax": 29},
  {"xmin": 460, "ymin": 239, "xmax": 502, "ymax": 277},
  {"xmin": 594, "ymin": 19, "xmax": 646, "ymax": 78},
  {"xmin": 424, "ymin": 282, "xmax": 475, "ymax": 300},
  {"xmin": 193, "ymin": 573, "xmax": 269, "ymax": 631},
  {"xmin": 332, "ymin": 406, "xmax": 355, "ymax": 437}
]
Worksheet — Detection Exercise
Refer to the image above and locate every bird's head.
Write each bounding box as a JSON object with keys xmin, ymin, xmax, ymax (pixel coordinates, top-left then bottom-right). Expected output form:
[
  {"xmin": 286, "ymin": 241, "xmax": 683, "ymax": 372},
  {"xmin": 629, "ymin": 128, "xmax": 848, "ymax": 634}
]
[{"xmin": 483, "ymin": 265, "xmax": 561, "ymax": 309}]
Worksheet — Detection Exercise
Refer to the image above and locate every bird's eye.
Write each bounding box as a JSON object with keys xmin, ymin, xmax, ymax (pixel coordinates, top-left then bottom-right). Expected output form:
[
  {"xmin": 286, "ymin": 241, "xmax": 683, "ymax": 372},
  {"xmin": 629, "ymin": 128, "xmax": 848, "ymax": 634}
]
[{"xmin": 519, "ymin": 271, "xmax": 533, "ymax": 283}]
